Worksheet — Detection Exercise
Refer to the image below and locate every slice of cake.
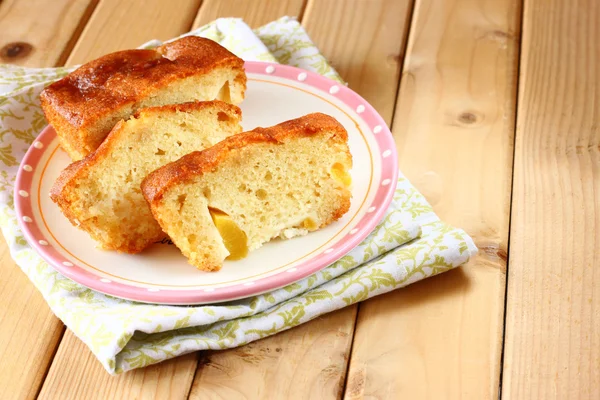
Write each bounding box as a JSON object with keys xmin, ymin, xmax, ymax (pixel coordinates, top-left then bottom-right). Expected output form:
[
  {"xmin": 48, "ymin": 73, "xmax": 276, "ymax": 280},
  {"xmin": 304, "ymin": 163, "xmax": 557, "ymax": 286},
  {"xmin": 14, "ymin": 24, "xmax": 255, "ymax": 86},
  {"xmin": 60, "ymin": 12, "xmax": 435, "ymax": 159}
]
[
  {"xmin": 51, "ymin": 101, "xmax": 242, "ymax": 253},
  {"xmin": 141, "ymin": 113, "xmax": 353, "ymax": 272},
  {"xmin": 40, "ymin": 36, "xmax": 246, "ymax": 160}
]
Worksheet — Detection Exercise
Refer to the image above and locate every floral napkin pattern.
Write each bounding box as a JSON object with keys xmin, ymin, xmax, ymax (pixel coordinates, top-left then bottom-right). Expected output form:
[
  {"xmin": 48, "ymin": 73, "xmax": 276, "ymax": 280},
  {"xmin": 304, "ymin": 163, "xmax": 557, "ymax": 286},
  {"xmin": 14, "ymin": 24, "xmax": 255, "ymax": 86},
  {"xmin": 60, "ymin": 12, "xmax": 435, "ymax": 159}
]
[{"xmin": 0, "ymin": 17, "xmax": 477, "ymax": 374}]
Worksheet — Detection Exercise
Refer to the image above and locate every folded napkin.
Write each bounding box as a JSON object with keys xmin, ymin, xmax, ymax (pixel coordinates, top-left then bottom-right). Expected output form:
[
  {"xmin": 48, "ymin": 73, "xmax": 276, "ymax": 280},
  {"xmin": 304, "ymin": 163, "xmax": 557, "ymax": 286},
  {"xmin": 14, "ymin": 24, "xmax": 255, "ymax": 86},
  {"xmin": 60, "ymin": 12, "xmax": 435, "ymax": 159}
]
[{"xmin": 0, "ymin": 17, "xmax": 477, "ymax": 374}]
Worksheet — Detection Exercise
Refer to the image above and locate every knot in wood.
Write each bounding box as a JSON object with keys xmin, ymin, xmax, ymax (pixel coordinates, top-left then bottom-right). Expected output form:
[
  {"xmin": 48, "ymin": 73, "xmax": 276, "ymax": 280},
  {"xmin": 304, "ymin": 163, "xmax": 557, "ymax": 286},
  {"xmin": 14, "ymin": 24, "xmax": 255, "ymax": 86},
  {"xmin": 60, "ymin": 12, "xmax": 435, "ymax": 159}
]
[
  {"xmin": 386, "ymin": 53, "xmax": 402, "ymax": 65},
  {"xmin": 491, "ymin": 30, "xmax": 510, "ymax": 39},
  {"xmin": 458, "ymin": 112, "xmax": 478, "ymax": 125},
  {"xmin": 1, "ymin": 42, "xmax": 33, "ymax": 61}
]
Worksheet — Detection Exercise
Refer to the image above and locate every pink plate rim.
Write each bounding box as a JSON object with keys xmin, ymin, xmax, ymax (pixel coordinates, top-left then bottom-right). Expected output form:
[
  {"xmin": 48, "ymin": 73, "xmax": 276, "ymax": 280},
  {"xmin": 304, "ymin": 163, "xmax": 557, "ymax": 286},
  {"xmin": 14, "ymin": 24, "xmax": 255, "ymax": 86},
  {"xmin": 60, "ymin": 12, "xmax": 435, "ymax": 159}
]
[{"xmin": 14, "ymin": 61, "xmax": 399, "ymax": 305}]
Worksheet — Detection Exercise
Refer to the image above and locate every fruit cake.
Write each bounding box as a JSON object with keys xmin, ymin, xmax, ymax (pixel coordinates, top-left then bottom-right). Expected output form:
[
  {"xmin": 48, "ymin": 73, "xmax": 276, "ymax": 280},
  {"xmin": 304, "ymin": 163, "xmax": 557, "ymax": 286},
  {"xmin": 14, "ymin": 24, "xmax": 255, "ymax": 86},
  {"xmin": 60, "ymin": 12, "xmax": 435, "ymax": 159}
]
[
  {"xmin": 51, "ymin": 100, "xmax": 242, "ymax": 253},
  {"xmin": 141, "ymin": 113, "xmax": 353, "ymax": 271}
]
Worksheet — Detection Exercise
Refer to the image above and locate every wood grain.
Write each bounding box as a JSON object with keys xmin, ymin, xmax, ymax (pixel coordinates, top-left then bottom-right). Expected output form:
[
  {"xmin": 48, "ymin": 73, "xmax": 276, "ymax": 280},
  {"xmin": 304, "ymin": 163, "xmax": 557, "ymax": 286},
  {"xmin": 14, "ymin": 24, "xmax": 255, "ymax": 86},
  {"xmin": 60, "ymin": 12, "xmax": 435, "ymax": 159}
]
[
  {"xmin": 0, "ymin": 0, "xmax": 97, "ymax": 66},
  {"xmin": 344, "ymin": 0, "xmax": 521, "ymax": 398},
  {"xmin": 192, "ymin": 0, "xmax": 306, "ymax": 29},
  {"xmin": 191, "ymin": 308, "xmax": 356, "ymax": 400},
  {"xmin": 502, "ymin": 0, "xmax": 600, "ymax": 398},
  {"xmin": 39, "ymin": 331, "xmax": 198, "ymax": 400},
  {"xmin": 65, "ymin": 0, "xmax": 202, "ymax": 65},
  {"xmin": 0, "ymin": 244, "xmax": 64, "ymax": 400}
]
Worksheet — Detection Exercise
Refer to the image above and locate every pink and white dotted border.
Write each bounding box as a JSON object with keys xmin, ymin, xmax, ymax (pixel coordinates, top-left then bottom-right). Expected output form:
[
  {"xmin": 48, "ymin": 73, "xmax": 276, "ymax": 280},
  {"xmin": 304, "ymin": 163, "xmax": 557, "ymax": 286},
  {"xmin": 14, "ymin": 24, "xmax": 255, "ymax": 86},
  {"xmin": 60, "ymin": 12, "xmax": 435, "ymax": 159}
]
[{"xmin": 14, "ymin": 61, "xmax": 398, "ymax": 305}]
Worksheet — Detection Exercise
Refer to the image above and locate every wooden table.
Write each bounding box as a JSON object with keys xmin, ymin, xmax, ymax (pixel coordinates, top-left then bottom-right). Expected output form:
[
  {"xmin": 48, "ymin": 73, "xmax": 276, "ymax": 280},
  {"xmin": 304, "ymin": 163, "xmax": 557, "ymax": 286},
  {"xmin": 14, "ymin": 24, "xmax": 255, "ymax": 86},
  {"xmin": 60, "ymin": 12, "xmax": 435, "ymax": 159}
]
[{"xmin": 0, "ymin": 0, "xmax": 597, "ymax": 398}]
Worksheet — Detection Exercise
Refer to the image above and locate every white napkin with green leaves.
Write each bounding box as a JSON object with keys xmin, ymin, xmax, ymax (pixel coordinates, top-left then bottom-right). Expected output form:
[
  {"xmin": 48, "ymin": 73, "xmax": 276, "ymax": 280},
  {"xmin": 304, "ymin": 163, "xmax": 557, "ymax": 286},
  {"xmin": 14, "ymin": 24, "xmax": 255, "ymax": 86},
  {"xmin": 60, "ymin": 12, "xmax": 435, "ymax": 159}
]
[{"xmin": 0, "ymin": 17, "xmax": 477, "ymax": 374}]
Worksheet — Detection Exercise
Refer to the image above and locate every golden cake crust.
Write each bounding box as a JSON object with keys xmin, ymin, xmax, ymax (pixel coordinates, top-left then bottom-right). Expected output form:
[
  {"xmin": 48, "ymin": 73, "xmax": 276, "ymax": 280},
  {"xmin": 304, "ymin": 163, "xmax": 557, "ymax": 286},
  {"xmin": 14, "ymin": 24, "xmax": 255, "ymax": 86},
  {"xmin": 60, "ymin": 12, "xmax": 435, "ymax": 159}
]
[
  {"xmin": 141, "ymin": 113, "xmax": 350, "ymax": 207},
  {"xmin": 40, "ymin": 36, "xmax": 244, "ymax": 130},
  {"xmin": 40, "ymin": 36, "xmax": 246, "ymax": 160}
]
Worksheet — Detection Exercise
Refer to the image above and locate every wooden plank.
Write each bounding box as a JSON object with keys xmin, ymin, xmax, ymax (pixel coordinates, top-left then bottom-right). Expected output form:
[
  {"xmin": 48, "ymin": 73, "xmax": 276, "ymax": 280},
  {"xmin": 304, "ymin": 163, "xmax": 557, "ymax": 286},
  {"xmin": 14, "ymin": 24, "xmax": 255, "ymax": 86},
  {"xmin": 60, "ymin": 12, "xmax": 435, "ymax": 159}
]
[
  {"xmin": 38, "ymin": 331, "xmax": 198, "ymax": 400},
  {"xmin": 192, "ymin": 0, "xmax": 305, "ymax": 29},
  {"xmin": 502, "ymin": 0, "xmax": 599, "ymax": 398},
  {"xmin": 190, "ymin": 1, "xmax": 413, "ymax": 398},
  {"xmin": 191, "ymin": 307, "xmax": 357, "ymax": 400},
  {"xmin": 65, "ymin": 0, "xmax": 202, "ymax": 66},
  {"xmin": 37, "ymin": 1, "xmax": 203, "ymax": 397},
  {"xmin": 0, "ymin": 1, "xmax": 98, "ymax": 398},
  {"xmin": 344, "ymin": 0, "xmax": 522, "ymax": 398},
  {"xmin": 0, "ymin": 0, "xmax": 97, "ymax": 67},
  {"xmin": 0, "ymin": 244, "xmax": 64, "ymax": 400}
]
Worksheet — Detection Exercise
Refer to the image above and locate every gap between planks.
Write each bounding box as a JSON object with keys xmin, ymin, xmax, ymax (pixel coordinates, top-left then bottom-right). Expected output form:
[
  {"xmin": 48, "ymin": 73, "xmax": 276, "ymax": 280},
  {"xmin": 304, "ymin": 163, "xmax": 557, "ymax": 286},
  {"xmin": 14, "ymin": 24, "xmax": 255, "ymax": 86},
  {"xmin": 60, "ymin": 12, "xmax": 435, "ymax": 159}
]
[
  {"xmin": 342, "ymin": 0, "xmax": 522, "ymax": 398},
  {"xmin": 502, "ymin": 0, "xmax": 600, "ymax": 397},
  {"xmin": 21, "ymin": 0, "xmax": 203, "ymax": 398},
  {"xmin": 37, "ymin": 1, "xmax": 350, "ymax": 399},
  {"xmin": 189, "ymin": 0, "xmax": 414, "ymax": 399},
  {"xmin": 0, "ymin": 1, "xmax": 102, "ymax": 398},
  {"xmin": 497, "ymin": 0, "xmax": 526, "ymax": 397},
  {"xmin": 335, "ymin": 0, "xmax": 417, "ymax": 395}
]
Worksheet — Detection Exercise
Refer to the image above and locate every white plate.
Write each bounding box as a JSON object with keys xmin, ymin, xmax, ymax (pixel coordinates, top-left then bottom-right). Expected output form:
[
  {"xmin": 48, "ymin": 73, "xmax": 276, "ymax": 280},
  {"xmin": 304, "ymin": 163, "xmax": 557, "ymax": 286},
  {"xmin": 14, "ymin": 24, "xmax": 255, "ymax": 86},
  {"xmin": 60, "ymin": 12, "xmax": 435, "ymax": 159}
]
[{"xmin": 15, "ymin": 62, "xmax": 398, "ymax": 304}]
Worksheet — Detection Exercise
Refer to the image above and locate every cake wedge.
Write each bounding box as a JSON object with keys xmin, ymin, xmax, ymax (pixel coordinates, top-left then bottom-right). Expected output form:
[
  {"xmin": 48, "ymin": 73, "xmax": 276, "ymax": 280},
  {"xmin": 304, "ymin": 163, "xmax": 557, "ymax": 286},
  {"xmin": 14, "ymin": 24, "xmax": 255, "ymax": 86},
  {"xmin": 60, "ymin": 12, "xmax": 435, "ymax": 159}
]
[
  {"xmin": 40, "ymin": 36, "xmax": 246, "ymax": 160},
  {"xmin": 141, "ymin": 113, "xmax": 353, "ymax": 272},
  {"xmin": 51, "ymin": 100, "xmax": 242, "ymax": 253}
]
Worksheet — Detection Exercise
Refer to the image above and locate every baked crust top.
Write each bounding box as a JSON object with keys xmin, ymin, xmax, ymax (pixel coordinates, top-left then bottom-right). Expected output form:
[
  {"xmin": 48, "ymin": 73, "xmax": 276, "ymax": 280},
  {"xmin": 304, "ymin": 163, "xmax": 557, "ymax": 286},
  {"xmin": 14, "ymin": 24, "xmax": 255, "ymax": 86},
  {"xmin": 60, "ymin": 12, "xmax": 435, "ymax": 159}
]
[{"xmin": 40, "ymin": 36, "xmax": 244, "ymax": 129}]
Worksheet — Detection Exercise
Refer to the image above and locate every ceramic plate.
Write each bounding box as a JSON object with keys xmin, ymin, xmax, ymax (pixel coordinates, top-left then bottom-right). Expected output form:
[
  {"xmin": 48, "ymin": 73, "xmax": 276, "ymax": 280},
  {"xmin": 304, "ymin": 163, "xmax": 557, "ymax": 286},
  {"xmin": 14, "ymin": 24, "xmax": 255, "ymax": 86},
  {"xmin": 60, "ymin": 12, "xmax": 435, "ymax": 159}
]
[{"xmin": 14, "ymin": 62, "xmax": 398, "ymax": 305}]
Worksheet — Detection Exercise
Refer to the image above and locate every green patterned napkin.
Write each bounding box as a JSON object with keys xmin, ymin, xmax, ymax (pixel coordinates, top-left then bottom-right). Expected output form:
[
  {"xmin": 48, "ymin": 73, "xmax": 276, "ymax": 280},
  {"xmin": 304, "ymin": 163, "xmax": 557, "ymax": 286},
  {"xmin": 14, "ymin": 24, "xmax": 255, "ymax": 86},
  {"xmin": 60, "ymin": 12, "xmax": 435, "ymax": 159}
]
[{"xmin": 0, "ymin": 17, "xmax": 477, "ymax": 374}]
